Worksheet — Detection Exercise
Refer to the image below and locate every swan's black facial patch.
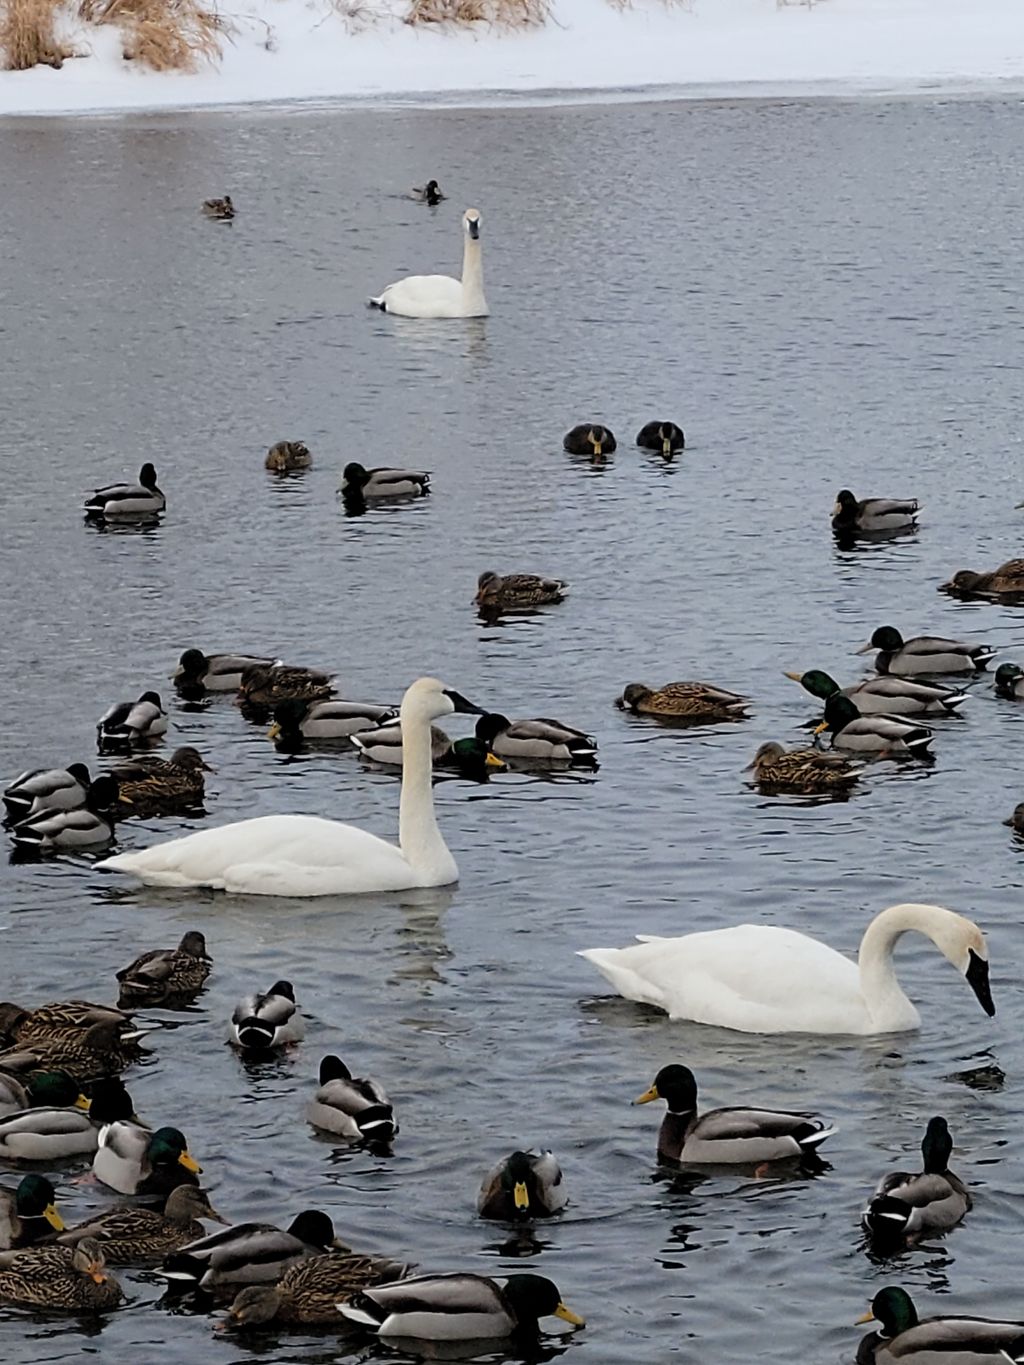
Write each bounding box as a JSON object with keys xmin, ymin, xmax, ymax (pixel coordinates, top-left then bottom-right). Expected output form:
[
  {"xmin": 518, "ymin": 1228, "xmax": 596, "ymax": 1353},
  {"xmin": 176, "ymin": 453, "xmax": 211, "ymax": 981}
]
[
  {"xmin": 443, "ymin": 689, "xmax": 483, "ymax": 716},
  {"xmin": 965, "ymin": 949, "xmax": 995, "ymax": 1016},
  {"xmin": 467, "ymin": 220, "xmax": 480, "ymax": 240}
]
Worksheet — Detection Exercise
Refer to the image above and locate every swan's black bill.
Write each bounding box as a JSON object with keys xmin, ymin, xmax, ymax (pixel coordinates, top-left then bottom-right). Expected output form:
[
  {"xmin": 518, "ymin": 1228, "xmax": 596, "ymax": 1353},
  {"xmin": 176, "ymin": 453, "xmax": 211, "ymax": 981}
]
[
  {"xmin": 443, "ymin": 689, "xmax": 483, "ymax": 715},
  {"xmin": 467, "ymin": 220, "xmax": 480, "ymax": 240},
  {"xmin": 965, "ymin": 949, "xmax": 995, "ymax": 1016}
]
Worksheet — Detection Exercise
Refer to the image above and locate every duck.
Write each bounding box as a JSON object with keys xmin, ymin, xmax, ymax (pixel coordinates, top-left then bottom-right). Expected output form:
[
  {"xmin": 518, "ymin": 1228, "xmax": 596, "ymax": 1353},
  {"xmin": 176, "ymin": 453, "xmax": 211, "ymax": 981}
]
[
  {"xmin": 563, "ymin": 424, "xmax": 617, "ymax": 457},
  {"xmin": 115, "ymin": 930, "xmax": 212, "ymax": 1009},
  {"xmin": 59, "ymin": 1185, "xmax": 227, "ymax": 1261},
  {"xmin": 202, "ymin": 194, "xmax": 234, "ymax": 219},
  {"xmin": 474, "ymin": 713, "xmax": 597, "ymax": 764},
  {"xmin": 237, "ymin": 662, "xmax": 335, "ymax": 712},
  {"xmin": 223, "ymin": 1247, "xmax": 413, "ymax": 1325},
  {"xmin": 264, "ymin": 440, "xmax": 311, "ymax": 472},
  {"xmin": 941, "ymin": 559, "xmax": 1024, "ymax": 599},
  {"xmin": 84, "ymin": 463, "xmax": 165, "ymax": 519},
  {"xmin": 831, "ymin": 490, "xmax": 919, "ymax": 534},
  {"xmin": 411, "ymin": 179, "xmax": 445, "ymax": 205},
  {"xmin": 636, "ymin": 421, "xmax": 685, "ymax": 456},
  {"xmin": 173, "ymin": 650, "xmax": 277, "ymax": 694},
  {"xmin": 995, "ymin": 663, "xmax": 1024, "ymax": 699},
  {"xmin": 94, "ymin": 1124, "xmax": 201, "ymax": 1198},
  {"xmin": 442, "ymin": 737, "xmax": 508, "ymax": 781},
  {"xmin": 0, "ymin": 998, "xmax": 133, "ymax": 1047},
  {"xmin": 98, "ymin": 679, "xmax": 484, "ymax": 896},
  {"xmin": 1004, "ymin": 802, "xmax": 1024, "ymax": 834},
  {"xmin": 0, "ymin": 1076, "xmax": 131, "ymax": 1162},
  {"xmin": 112, "ymin": 748, "xmax": 211, "ymax": 818},
  {"xmin": 268, "ymin": 698, "xmax": 399, "ymax": 748},
  {"xmin": 230, "ymin": 980, "xmax": 303, "ymax": 1051},
  {"xmin": 0, "ymin": 1020, "xmax": 145, "ymax": 1081},
  {"xmin": 0, "ymin": 1176, "xmax": 65, "ymax": 1249},
  {"xmin": 785, "ymin": 668, "xmax": 967, "ymax": 716},
  {"xmin": 815, "ymin": 694, "xmax": 934, "ymax": 756},
  {"xmin": 855, "ymin": 1286, "xmax": 1024, "ymax": 1364},
  {"xmin": 477, "ymin": 1150, "xmax": 567, "ymax": 1220},
  {"xmin": 339, "ymin": 463, "xmax": 430, "ymax": 500},
  {"xmin": 578, "ymin": 902, "xmax": 994, "ymax": 1035},
  {"xmin": 617, "ymin": 681, "xmax": 750, "ymax": 721},
  {"xmin": 475, "ymin": 571, "xmax": 568, "ymax": 613},
  {"xmin": 351, "ymin": 721, "xmax": 505, "ymax": 780},
  {"xmin": 339, "ymin": 1271, "xmax": 585, "ymax": 1340},
  {"xmin": 96, "ymin": 692, "xmax": 168, "ymax": 751},
  {"xmin": 747, "ymin": 741, "xmax": 861, "ymax": 792},
  {"xmin": 8, "ymin": 776, "xmax": 119, "ymax": 851},
  {"xmin": 3, "ymin": 763, "xmax": 92, "ymax": 822},
  {"xmin": 0, "ymin": 1069, "xmax": 87, "ymax": 1119},
  {"xmin": 862, "ymin": 1117, "xmax": 969, "ymax": 1248},
  {"xmin": 858, "ymin": 626, "xmax": 997, "ymax": 676},
  {"xmin": 0, "ymin": 1238, "xmax": 122, "ymax": 1311},
  {"xmin": 307, "ymin": 1055, "xmax": 398, "ymax": 1143},
  {"xmin": 162, "ymin": 1209, "xmax": 341, "ymax": 1292},
  {"xmin": 633, "ymin": 1065, "xmax": 836, "ymax": 1166},
  {"xmin": 370, "ymin": 208, "xmax": 487, "ymax": 317}
]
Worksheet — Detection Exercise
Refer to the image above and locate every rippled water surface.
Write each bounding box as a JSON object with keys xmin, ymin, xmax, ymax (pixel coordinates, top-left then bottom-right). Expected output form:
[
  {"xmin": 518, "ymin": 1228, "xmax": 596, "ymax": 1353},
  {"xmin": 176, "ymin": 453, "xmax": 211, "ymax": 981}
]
[{"xmin": 1, "ymin": 92, "xmax": 1024, "ymax": 1364}]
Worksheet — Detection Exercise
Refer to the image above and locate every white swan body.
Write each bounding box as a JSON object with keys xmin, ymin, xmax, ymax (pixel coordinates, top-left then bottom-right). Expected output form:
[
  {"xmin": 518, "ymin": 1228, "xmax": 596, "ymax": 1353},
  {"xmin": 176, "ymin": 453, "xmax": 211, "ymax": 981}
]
[
  {"xmin": 579, "ymin": 904, "xmax": 994, "ymax": 1036},
  {"xmin": 96, "ymin": 678, "xmax": 483, "ymax": 897},
  {"xmin": 370, "ymin": 209, "xmax": 488, "ymax": 319}
]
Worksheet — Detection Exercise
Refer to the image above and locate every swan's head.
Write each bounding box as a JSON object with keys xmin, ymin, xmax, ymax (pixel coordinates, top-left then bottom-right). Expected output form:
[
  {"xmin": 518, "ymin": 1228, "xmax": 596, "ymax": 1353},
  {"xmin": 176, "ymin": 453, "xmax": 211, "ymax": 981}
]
[
  {"xmin": 927, "ymin": 907, "xmax": 994, "ymax": 1016},
  {"xmin": 463, "ymin": 208, "xmax": 482, "ymax": 241},
  {"xmin": 401, "ymin": 676, "xmax": 484, "ymax": 724}
]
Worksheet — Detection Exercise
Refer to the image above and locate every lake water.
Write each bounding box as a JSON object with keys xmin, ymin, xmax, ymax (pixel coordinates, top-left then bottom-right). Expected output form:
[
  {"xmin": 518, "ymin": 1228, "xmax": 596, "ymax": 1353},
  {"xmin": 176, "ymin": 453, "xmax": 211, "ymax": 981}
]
[{"xmin": 1, "ymin": 90, "xmax": 1023, "ymax": 1363}]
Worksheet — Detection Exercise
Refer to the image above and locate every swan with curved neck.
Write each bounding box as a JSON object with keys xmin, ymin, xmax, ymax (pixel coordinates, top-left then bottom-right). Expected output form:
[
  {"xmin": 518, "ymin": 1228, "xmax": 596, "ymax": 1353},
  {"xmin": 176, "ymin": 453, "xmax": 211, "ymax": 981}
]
[
  {"xmin": 369, "ymin": 209, "xmax": 488, "ymax": 319},
  {"xmin": 579, "ymin": 903, "xmax": 994, "ymax": 1035},
  {"xmin": 96, "ymin": 678, "xmax": 482, "ymax": 897}
]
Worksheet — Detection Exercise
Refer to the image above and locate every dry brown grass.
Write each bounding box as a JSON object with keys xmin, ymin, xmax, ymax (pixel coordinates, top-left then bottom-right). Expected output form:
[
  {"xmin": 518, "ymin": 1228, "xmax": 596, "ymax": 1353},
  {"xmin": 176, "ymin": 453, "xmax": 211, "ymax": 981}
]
[
  {"xmin": 1, "ymin": 0, "xmax": 74, "ymax": 70},
  {"xmin": 405, "ymin": 0, "xmax": 548, "ymax": 30},
  {"xmin": 79, "ymin": 0, "xmax": 227, "ymax": 70}
]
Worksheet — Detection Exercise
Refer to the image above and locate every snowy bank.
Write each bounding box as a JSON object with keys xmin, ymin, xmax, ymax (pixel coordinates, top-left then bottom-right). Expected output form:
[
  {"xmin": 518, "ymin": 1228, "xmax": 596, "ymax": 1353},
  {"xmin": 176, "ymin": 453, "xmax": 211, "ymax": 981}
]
[{"xmin": 2, "ymin": 0, "xmax": 1024, "ymax": 118}]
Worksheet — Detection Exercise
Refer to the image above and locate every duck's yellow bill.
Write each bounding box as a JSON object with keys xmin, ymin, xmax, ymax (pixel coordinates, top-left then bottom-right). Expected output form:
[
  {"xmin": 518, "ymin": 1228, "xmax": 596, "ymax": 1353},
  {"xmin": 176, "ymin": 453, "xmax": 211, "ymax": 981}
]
[
  {"xmin": 813, "ymin": 720, "xmax": 829, "ymax": 736},
  {"xmin": 75, "ymin": 1094, "xmax": 91, "ymax": 1111},
  {"xmin": 44, "ymin": 1203, "xmax": 64, "ymax": 1231},
  {"xmin": 179, "ymin": 1152, "xmax": 202, "ymax": 1173},
  {"xmin": 855, "ymin": 1310, "xmax": 876, "ymax": 1325},
  {"xmin": 267, "ymin": 723, "xmax": 281, "ymax": 740},
  {"xmin": 555, "ymin": 1302, "xmax": 586, "ymax": 1328},
  {"xmin": 783, "ymin": 671, "xmax": 803, "ymax": 682},
  {"xmin": 662, "ymin": 439, "xmax": 671, "ymax": 456},
  {"xmin": 513, "ymin": 1181, "xmax": 530, "ymax": 1211},
  {"xmin": 633, "ymin": 1085, "xmax": 659, "ymax": 1105},
  {"xmin": 485, "ymin": 752, "xmax": 506, "ymax": 770},
  {"xmin": 89, "ymin": 1265, "xmax": 107, "ymax": 1284}
]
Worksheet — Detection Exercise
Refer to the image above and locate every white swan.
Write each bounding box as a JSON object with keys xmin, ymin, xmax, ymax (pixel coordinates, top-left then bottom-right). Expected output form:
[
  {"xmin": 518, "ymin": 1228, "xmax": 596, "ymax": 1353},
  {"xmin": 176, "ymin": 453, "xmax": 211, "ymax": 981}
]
[
  {"xmin": 578, "ymin": 903, "xmax": 994, "ymax": 1035},
  {"xmin": 96, "ymin": 678, "xmax": 482, "ymax": 897},
  {"xmin": 369, "ymin": 209, "xmax": 488, "ymax": 318}
]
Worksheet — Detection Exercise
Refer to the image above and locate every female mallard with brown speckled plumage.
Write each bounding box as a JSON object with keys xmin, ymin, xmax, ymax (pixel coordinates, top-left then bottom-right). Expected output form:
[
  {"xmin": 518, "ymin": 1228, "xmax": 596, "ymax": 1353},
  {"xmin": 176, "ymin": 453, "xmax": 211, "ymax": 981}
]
[
  {"xmin": 475, "ymin": 571, "xmax": 568, "ymax": 613},
  {"xmin": 224, "ymin": 1247, "xmax": 413, "ymax": 1325},
  {"xmin": 59, "ymin": 1185, "xmax": 226, "ymax": 1262},
  {"xmin": 563, "ymin": 424, "xmax": 616, "ymax": 457},
  {"xmin": 112, "ymin": 748, "xmax": 212, "ymax": 819},
  {"xmin": 0, "ymin": 1238, "xmax": 122, "ymax": 1311},
  {"xmin": 0, "ymin": 998, "xmax": 133, "ymax": 1049},
  {"xmin": 747, "ymin": 742, "xmax": 861, "ymax": 793},
  {"xmin": 202, "ymin": 195, "xmax": 234, "ymax": 220},
  {"xmin": 265, "ymin": 441, "xmax": 311, "ymax": 472},
  {"xmin": 237, "ymin": 663, "xmax": 335, "ymax": 711},
  {"xmin": 617, "ymin": 681, "xmax": 749, "ymax": 721},
  {"xmin": 116, "ymin": 931, "xmax": 212, "ymax": 1009},
  {"xmin": 0, "ymin": 1176, "xmax": 65, "ymax": 1249},
  {"xmin": 0, "ymin": 1021, "xmax": 145, "ymax": 1083},
  {"xmin": 941, "ymin": 559, "xmax": 1024, "ymax": 599}
]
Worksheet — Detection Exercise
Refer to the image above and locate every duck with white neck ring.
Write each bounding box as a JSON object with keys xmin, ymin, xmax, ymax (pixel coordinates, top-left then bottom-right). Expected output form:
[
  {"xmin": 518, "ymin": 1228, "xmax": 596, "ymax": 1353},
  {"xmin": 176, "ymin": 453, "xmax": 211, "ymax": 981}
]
[
  {"xmin": 579, "ymin": 903, "xmax": 994, "ymax": 1035},
  {"xmin": 95, "ymin": 678, "xmax": 484, "ymax": 896},
  {"xmin": 369, "ymin": 209, "xmax": 488, "ymax": 318}
]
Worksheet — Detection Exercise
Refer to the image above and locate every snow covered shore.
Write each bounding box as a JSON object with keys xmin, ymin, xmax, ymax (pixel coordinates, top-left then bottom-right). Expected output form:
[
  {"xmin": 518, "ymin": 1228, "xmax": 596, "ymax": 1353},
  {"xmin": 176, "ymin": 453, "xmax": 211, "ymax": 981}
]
[{"xmin": 2, "ymin": 0, "xmax": 1023, "ymax": 118}]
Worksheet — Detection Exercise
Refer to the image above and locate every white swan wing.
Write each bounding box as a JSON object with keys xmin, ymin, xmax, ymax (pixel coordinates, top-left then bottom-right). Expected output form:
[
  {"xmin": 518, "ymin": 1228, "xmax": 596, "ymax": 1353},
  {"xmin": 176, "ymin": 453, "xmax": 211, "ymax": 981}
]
[{"xmin": 374, "ymin": 274, "xmax": 466, "ymax": 319}]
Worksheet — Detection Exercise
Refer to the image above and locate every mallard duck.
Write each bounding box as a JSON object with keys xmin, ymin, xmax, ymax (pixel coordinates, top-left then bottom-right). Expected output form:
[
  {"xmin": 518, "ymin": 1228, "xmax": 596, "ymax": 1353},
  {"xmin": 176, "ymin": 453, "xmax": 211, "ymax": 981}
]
[
  {"xmin": 1004, "ymin": 802, "xmax": 1024, "ymax": 834},
  {"xmin": 0, "ymin": 998, "xmax": 132, "ymax": 1047},
  {"xmin": 230, "ymin": 980, "xmax": 303, "ymax": 1051},
  {"xmin": 562, "ymin": 424, "xmax": 616, "ymax": 456},
  {"xmin": 858, "ymin": 626, "xmax": 997, "ymax": 676},
  {"xmin": 96, "ymin": 692, "xmax": 168, "ymax": 751},
  {"xmin": 636, "ymin": 420, "xmax": 685, "ymax": 456},
  {"xmin": 112, "ymin": 747, "xmax": 211, "ymax": 818},
  {"xmin": 94, "ymin": 1124, "xmax": 201, "ymax": 1198},
  {"xmin": 162, "ymin": 1209, "xmax": 340, "ymax": 1292},
  {"xmin": 862, "ymin": 1117, "xmax": 969, "ymax": 1248},
  {"xmin": 3, "ymin": 763, "xmax": 91, "ymax": 822},
  {"xmin": 0, "ymin": 1021, "xmax": 144, "ymax": 1082},
  {"xmin": 350, "ymin": 721, "xmax": 505, "ymax": 779},
  {"xmin": 9, "ymin": 776, "xmax": 118, "ymax": 851},
  {"xmin": 617, "ymin": 681, "xmax": 750, "ymax": 721},
  {"xmin": 785, "ymin": 668, "xmax": 967, "ymax": 716},
  {"xmin": 237, "ymin": 663, "xmax": 335, "ymax": 711},
  {"xmin": 116, "ymin": 931, "xmax": 211, "ymax": 1009},
  {"xmin": 815, "ymin": 695, "xmax": 934, "ymax": 757},
  {"xmin": 831, "ymin": 490, "xmax": 919, "ymax": 534},
  {"xmin": 411, "ymin": 179, "xmax": 445, "ymax": 205},
  {"xmin": 477, "ymin": 1150, "xmax": 567, "ymax": 1220},
  {"xmin": 941, "ymin": 559, "xmax": 1024, "ymax": 599},
  {"xmin": 475, "ymin": 570, "xmax": 568, "ymax": 613},
  {"xmin": 0, "ymin": 1069, "xmax": 86, "ymax": 1118},
  {"xmin": 339, "ymin": 1271, "xmax": 585, "ymax": 1340},
  {"xmin": 307, "ymin": 1055, "xmax": 397, "ymax": 1143},
  {"xmin": 202, "ymin": 194, "xmax": 234, "ymax": 219},
  {"xmin": 173, "ymin": 650, "xmax": 277, "ymax": 694},
  {"xmin": 747, "ymin": 741, "xmax": 861, "ymax": 792},
  {"xmin": 995, "ymin": 663, "xmax": 1024, "ymax": 699},
  {"xmin": 474, "ymin": 713, "xmax": 597, "ymax": 764},
  {"xmin": 855, "ymin": 1286, "xmax": 1024, "ymax": 1364},
  {"xmin": 633, "ymin": 1065, "xmax": 836, "ymax": 1166},
  {"xmin": 339, "ymin": 464, "xmax": 430, "ymax": 499},
  {"xmin": 84, "ymin": 463, "xmax": 165, "ymax": 519},
  {"xmin": 59, "ymin": 1185, "xmax": 226, "ymax": 1262},
  {"xmin": 0, "ymin": 1238, "xmax": 122, "ymax": 1311},
  {"xmin": 224, "ymin": 1246, "xmax": 413, "ymax": 1325},
  {"xmin": 268, "ymin": 698, "xmax": 399, "ymax": 748},
  {"xmin": 0, "ymin": 1176, "xmax": 64, "ymax": 1249},
  {"xmin": 0, "ymin": 1076, "xmax": 130, "ymax": 1162},
  {"xmin": 264, "ymin": 440, "xmax": 311, "ymax": 472},
  {"xmin": 442, "ymin": 737, "xmax": 508, "ymax": 780}
]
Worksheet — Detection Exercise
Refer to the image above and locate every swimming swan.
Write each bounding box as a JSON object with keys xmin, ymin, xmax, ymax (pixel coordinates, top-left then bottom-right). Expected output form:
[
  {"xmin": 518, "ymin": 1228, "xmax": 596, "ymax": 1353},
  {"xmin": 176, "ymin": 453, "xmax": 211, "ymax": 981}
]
[
  {"xmin": 369, "ymin": 209, "xmax": 488, "ymax": 318},
  {"xmin": 578, "ymin": 903, "xmax": 994, "ymax": 1035},
  {"xmin": 96, "ymin": 678, "xmax": 483, "ymax": 897}
]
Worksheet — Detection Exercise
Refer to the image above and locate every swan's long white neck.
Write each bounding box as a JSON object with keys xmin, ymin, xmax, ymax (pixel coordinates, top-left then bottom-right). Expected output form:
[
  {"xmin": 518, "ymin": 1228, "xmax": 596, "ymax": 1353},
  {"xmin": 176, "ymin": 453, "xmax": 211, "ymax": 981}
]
[
  {"xmin": 397, "ymin": 702, "xmax": 457, "ymax": 883},
  {"xmin": 857, "ymin": 903, "xmax": 949, "ymax": 1030},
  {"xmin": 460, "ymin": 234, "xmax": 487, "ymax": 314}
]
